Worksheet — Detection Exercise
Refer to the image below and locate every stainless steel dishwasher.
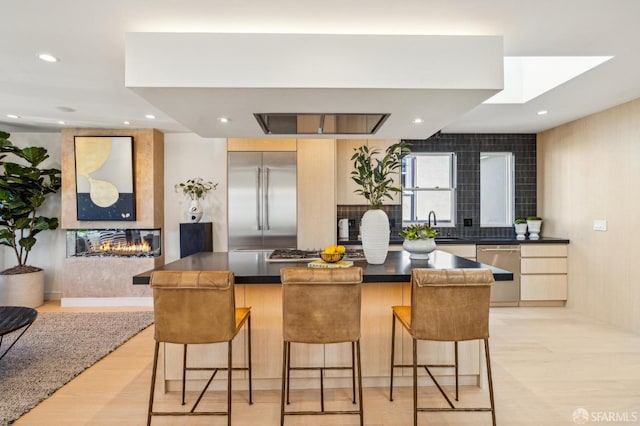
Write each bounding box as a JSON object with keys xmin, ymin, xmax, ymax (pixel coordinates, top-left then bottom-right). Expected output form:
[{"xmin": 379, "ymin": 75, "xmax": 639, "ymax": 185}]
[{"xmin": 476, "ymin": 245, "xmax": 520, "ymax": 306}]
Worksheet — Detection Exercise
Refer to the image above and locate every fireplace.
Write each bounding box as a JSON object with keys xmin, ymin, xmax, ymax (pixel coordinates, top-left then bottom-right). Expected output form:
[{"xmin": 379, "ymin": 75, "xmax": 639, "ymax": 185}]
[{"xmin": 66, "ymin": 229, "xmax": 161, "ymax": 258}]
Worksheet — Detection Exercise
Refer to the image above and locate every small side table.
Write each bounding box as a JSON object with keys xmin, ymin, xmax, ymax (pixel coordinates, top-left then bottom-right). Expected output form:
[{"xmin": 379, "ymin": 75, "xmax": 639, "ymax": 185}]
[
  {"xmin": 0, "ymin": 306, "xmax": 38, "ymax": 361},
  {"xmin": 179, "ymin": 222, "xmax": 213, "ymax": 258}
]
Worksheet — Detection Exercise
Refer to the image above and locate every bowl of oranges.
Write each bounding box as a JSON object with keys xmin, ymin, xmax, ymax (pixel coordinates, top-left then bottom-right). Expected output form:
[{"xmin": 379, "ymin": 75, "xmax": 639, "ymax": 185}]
[{"xmin": 320, "ymin": 245, "xmax": 346, "ymax": 263}]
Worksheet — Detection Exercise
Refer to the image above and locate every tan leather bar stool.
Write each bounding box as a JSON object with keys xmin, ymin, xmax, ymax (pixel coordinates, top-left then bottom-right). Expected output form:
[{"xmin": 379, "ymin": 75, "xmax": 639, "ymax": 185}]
[
  {"xmin": 280, "ymin": 267, "xmax": 364, "ymax": 426},
  {"xmin": 147, "ymin": 271, "xmax": 252, "ymax": 426},
  {"xmin": 389, "ymin": 268, "xmax": 496, "ymax": 426}
]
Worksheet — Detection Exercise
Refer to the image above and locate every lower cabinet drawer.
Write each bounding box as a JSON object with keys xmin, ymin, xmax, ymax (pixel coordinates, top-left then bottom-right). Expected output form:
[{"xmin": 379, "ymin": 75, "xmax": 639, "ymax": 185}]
[
  {"xmin": 521, "ymin": 257, "xmax": 567, "ymax": 274},
  {"xmin": 520, "ymin": 275, "xmax": 568, "ymax": 301}
]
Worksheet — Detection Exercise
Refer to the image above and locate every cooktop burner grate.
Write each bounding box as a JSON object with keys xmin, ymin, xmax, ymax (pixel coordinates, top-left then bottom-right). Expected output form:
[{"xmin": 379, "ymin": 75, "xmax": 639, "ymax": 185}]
[{"xmin": 268, "ymin": 248, "xmax": 366, "ymax": 262}]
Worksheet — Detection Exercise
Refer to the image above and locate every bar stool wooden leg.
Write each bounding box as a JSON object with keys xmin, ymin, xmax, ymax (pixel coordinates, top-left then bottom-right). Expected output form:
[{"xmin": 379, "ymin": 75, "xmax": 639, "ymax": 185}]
[
  {"xmin": 357, "ymin": 340, "xmax": 364, "ymax": 426},
  {"xmin": 286, "ymin": 342, "xmax": 292, "ymax": 404},
  {"xmin": 147, "ymin": 341, "xmax": 160, "ymax": 426},
  {"xmin": 413, "ymin": 338, "xmax": 418, "ymax": 426},
  {"xmin": 485, "ymin": 338, "xmax": 497, "ymax": 426},
  {"xmin": 280, "ymin": 341, "xmax": 287, "ymax": 426},
  {"xmin": 182, "ymin": 344, "xmax": 187, "ymax": 405},
  {"xmin": 389, "ymin": 313, "xmax": 396, "ymax": 401},
  {"xmin": 455, "ymin": 341, "xmax": 459, "ymax": 401},
  {"xmin": 351, "ymin": 341, "xmax": 356, "ymax": 404},
  {"xmin": 227, "ymin": 341, "xmax": 232, "ymax": 426},
  {"xmin": 247, "ymin": 315, "xmax": 253, "ymax": 404}
]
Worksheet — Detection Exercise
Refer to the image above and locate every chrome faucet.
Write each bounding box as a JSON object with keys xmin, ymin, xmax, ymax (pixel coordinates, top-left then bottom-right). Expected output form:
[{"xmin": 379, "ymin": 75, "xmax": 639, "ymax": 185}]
[{"xmin": 427, "ymin": 210, "xmax": 437, "ymax": 228}]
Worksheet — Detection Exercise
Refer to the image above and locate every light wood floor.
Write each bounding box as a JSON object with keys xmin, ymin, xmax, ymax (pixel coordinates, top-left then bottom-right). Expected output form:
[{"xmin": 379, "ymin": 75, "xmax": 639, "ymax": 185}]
[{"xmin": 13, "ymin": 302, "xmax": 640, "ymax": 425}]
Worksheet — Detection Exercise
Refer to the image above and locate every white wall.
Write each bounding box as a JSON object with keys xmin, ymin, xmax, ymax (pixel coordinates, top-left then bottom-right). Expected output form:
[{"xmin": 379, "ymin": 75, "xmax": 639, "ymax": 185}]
[
  {"xmin": 538, "ymin": 98, "xmax": 640, "ymax": 333},
  {"xmin": 1, "ymin": 132, "xmax": 65, "ymax": 300},
  {"xmin": 163, "ymin": 134, "xmax": 228, "ymax": 263}
]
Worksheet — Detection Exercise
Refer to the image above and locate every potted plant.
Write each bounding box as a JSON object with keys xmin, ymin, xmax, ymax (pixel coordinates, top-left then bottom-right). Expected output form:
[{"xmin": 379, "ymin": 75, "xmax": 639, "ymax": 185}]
[
  {"xmin": 399, "ymin": 223, "xmax": 438, "ymax": 260},
  {"xmin": 526, "ymin": 216, "xmax": 542, "ymax": 239},
  {"xmin": 350, "ymin": 141, "xmax": 411, "ymax": 264},
  {"xmin": 514, "ymin": 218, "xmax": 528, "ymax": 240},
  {"xmin": 175, "ymin": 177, "xmax": 218, "ymax": 223},
  {"xmin": 0, "ymin": 131, "xmax": 61, "ymax": 307}
]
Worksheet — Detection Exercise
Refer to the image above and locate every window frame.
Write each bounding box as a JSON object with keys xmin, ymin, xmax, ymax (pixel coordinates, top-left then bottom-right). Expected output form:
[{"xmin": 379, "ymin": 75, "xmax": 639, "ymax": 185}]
[
  {"xmin": 479, "ymin": 151, "xmax": 515, "ymax": 227},
  {"xmin": 402, "ymin": 152, "xmax": 457, "ymax": 226}
]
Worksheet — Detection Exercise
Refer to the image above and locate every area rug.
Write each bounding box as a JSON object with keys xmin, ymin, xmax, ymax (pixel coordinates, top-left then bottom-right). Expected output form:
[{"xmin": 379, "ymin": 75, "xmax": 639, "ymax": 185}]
[{"xmin": 0, "ymin": 311, "xmax": 154, "ymax": 424}]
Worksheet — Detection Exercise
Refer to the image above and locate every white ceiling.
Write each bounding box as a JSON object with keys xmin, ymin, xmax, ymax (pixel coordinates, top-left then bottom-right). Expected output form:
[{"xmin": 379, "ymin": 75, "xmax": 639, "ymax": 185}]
[{"xmin": 2, "ymin": 0, "xmax": 640, "ymax": 138}]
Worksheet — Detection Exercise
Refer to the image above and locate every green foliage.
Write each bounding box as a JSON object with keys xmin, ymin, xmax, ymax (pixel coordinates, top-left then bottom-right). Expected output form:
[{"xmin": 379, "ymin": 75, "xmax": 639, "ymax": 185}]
[
  {"xmin": 350, "ymin": 141, "xmax": 411, "ymax": 209},
  {"xmin": 514, "ymin": 218, "xmax": 527, "ymax": 224},
  {"xmin": 174, "ymin": 177, "xmax": 218, "ymax": 200},
  {"xmin": 0, "ymin": 132, "xmax": 61, "ymax": 270},
  {"xmin": 526, "ymin": 216, "xmax": 542, "ymax": 221},
  {"xmin": 399, "ymin": 223, "xmax": 438, "ymax": 240}
]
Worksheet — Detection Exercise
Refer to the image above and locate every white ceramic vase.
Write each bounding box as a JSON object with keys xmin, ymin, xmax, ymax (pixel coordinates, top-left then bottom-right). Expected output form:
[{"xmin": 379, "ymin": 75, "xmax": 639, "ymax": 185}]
[
  {"xmin": 527, "ymin": 219, "xmax": 542, "ymax": 239},
  {"xmin": 0, "ymin": 269, "xmax": 45, "ymax": 308},
  {"xmin": 188, "ymin": 199, "xmax": 204, "ymax": 223},
  {"xmin": 360, "ymin": 209, "xmax": 390, "ymax": 264},
  {"xmin": 402, "ymin": 238, "xmax": 437, "ymax": 260},
  {"xmin": 514, "ymin": 223, "xmax": 528, "ymax": 240}
]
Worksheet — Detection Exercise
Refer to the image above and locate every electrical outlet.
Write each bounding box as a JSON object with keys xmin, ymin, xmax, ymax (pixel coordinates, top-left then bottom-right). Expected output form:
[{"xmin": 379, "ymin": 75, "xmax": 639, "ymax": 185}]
[
  {"xmin": 463, "ymin": 218, "xmax": 473, "ymax": 227},
  {"xmin": 593, "ymin": 219, "xmax": 607, "ymax": 231}
]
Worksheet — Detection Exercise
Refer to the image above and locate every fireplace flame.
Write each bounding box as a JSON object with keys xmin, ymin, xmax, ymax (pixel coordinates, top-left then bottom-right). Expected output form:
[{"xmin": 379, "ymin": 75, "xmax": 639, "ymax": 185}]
[{"xmin": 94, "ymin": 240, "xmax": 152, "ymax": 254}]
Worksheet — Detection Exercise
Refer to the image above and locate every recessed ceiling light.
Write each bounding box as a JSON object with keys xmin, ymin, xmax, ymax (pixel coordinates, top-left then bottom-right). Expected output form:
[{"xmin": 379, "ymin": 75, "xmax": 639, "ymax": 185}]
[
  {"xmin": 123, "ymin": 121, "xmax": 131, "ymax": 125},
  {"xmin": 219, "ymin": 117, "xmax": 230, "ymax": 123},
  {"xmin": 412, "ymin": 118, "xmax": 424, "ymax": 124},
  {"xmin": 537, "ymin": 110, "xmax": 548, "ymax": 116},
  {"xmin": 145, "ymin": 114, "xmax": 156, "ymax": 119},
  {"xmin": 6, "ymin": 114, "xmax": 20, "ymax": 119},
  {"xmin": 38, "ymin": 53, "xmax": 59, "ymax": 63},
  {"xmin": 58, "ymin": 120, "xmax": 66, "ymax": 125}
]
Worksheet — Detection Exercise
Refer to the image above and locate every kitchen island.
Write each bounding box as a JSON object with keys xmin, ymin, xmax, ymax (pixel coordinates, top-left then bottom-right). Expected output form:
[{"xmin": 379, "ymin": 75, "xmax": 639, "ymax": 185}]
[{"xmin": 135, "ymin": 250, "xmax": 512, "ymax": 393}]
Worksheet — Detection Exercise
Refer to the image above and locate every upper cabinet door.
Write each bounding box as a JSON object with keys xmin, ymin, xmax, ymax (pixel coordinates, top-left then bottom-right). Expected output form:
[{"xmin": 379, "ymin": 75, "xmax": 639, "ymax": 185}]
[{"xmin": 336, "ymin": 139, "xmax": 401, "ymax": 205}]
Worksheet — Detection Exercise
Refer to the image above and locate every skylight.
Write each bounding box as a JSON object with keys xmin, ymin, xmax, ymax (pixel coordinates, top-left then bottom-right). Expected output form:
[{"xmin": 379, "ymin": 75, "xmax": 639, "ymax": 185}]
[{"xmin": 484, "ymin": 56, "xmax": 613, "ymax": 104}]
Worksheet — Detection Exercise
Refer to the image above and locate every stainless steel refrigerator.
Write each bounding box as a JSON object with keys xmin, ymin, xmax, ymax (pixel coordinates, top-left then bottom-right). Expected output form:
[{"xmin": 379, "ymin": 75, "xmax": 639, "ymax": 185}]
[{"xmin": 228, "ymin": 152, "xmax": 297, "ymax": 249}]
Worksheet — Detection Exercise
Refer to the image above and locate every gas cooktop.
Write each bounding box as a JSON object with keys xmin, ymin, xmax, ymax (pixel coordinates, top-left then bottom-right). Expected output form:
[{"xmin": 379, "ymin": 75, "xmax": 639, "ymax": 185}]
[{"xmin": 267, "ymin": 249, "xmax": 366, "ymax": 262}]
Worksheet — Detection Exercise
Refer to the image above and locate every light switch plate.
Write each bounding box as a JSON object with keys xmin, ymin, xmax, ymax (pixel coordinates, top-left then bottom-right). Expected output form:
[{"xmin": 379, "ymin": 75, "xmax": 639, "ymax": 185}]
[{"xmin": 593, "ymin": 219, "xmax": 607, "ymax": 231}]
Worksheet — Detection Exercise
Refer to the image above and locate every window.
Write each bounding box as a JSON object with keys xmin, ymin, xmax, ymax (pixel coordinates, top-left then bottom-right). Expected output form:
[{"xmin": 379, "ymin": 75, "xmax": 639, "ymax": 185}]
[
  {"xmin": 480, "ymin": 152, "xmax": 514, "ymax": 226},
  {"xmin": 402, "ymin": 153, "xmax": 456, "ymax": 225}
]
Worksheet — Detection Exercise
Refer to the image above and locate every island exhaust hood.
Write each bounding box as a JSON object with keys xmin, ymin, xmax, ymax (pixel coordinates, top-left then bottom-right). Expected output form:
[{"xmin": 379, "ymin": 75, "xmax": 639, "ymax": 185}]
[{"xmin": 253, "ymin": 113, "xmax": 389, "ymax": 135}]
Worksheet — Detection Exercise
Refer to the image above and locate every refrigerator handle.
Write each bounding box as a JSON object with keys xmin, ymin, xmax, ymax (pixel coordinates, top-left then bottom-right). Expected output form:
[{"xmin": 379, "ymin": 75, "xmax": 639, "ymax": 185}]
[
  {"xmin": 264, "ymin": 167, "xmax": 270, "ymax": 230},
  {"xmin": 256, "ymin": 167, "xmax": 262, "ymax": 230}
]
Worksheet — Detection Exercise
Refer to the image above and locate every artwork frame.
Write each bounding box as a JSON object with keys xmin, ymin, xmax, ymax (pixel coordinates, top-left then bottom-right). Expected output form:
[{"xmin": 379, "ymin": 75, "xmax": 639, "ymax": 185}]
[{"xmin": 74, "ymin": 136, "xmax": 136, "ymax": 221}]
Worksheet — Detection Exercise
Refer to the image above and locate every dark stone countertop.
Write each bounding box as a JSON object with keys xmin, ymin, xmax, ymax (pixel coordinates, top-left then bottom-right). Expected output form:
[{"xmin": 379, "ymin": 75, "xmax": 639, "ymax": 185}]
[
  {"xmin": 133, "ymin": 250, "xmax": 513, "ymax": 285},
  {"xmin": 340, "ymin": 236, "xmax": 570, "ymax": 246}
]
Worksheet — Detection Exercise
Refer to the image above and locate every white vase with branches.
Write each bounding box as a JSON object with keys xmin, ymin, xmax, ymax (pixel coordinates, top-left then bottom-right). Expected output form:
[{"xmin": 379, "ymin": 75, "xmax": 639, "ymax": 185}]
[
  {"xmin": 175, "ymin": 177, "xmax": 218, "ymax": 223},
  {"xmin": 350, "ymin": 141, "xmax": 410, "ymax": 264}
]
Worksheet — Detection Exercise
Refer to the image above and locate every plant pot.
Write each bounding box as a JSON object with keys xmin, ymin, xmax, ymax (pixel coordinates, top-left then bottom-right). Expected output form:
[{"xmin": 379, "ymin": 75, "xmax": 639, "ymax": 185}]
[
  {"xmin": 0, "ymin": 269, "xmax": 45, "ymax": 308},
  {"xmin": 360, "ymin": 209, "xmax": 390, "ymax": 264},
  {"xmin": 188, "ymin": 199, "xmax": 204, "ymax": 223},
  {"xmin": 402, "ymin": 238, "xmax": 437, "ymax": 260},
  {"xmin": 514, "ymin": 223, "xmax": 528, "ymax": 240},
  {"xmin": 527, "ymin": 219, "xmax": 542, "ymax": 239}
]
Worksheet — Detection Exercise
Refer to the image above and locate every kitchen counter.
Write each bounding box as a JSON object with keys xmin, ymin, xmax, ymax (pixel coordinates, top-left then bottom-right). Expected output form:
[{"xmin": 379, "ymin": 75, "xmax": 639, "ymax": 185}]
[
  {"xmin": 340, "ymin": 236, "xmax": 570, "ymax": 246},
  {"xmin": 133, "ymin": 249, "xmax": 513, "ymax": 284}
]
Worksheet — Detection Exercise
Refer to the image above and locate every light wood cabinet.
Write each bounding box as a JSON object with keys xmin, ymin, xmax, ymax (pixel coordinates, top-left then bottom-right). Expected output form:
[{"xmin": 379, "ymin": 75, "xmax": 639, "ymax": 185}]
[
  {"xmin": 336, "ymin": 139, "xmax": 401, "ymax": 205},
  {"xmin": 227, "ymin": 138, "xmax": 296, "ymax": 151},
  {"xmin": 520, "ymin": 243, "xmax": 568, "ymax": 304},
  {"xmin": 297, "ymin": 139, "xmax": 337, "ymax": 249}
]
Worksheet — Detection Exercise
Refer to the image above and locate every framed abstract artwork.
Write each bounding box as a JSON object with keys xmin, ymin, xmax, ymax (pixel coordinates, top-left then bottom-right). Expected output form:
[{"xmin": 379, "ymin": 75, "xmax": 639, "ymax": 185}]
[{"xmin": 74, "ymin": 136, "xmax": 136, "ymax": 221}]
